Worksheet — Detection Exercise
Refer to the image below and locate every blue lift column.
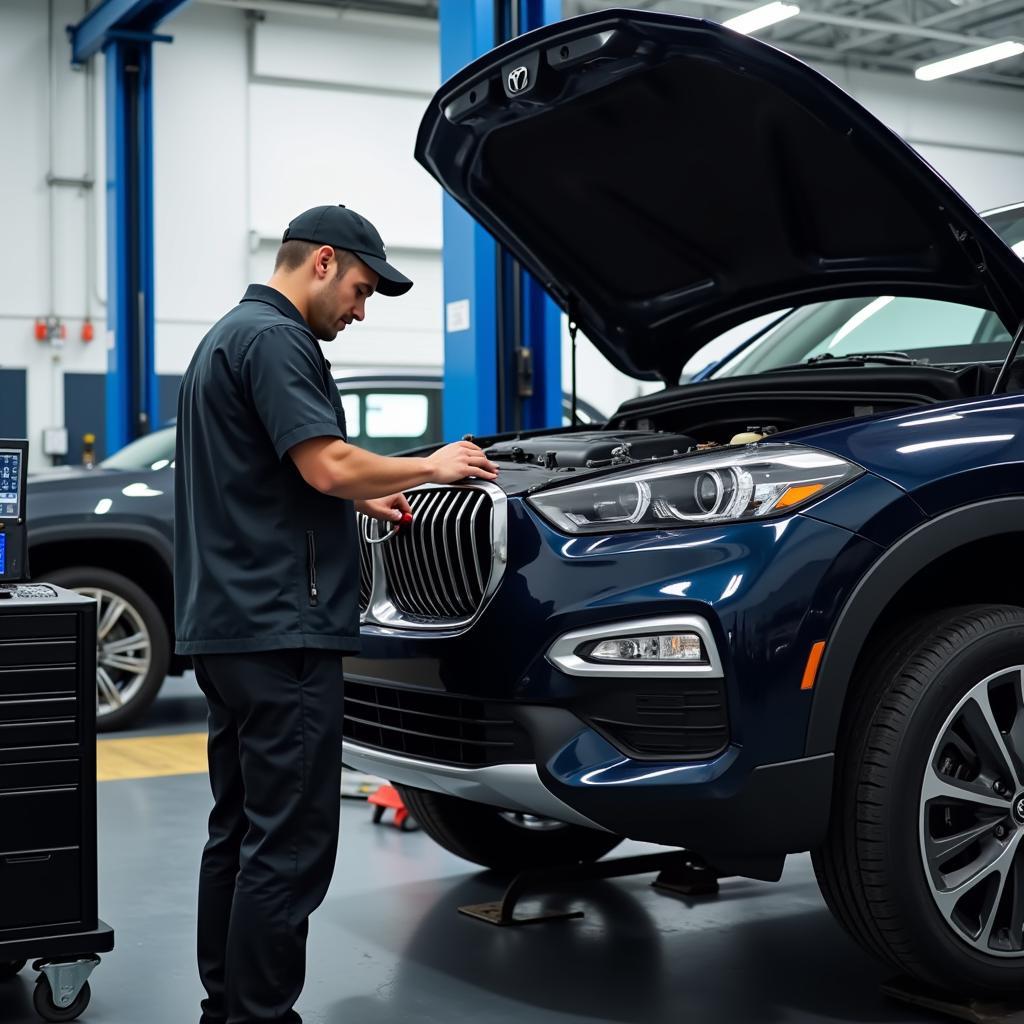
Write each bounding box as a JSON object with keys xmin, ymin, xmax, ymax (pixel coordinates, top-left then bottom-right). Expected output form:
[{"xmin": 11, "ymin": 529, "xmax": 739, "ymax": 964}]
[
  {"xmin": 71, "ymin": 1, "xmax": 189, "ymax": 455},
  {"xmin": 438, "ymin": 0, "xmax": 563, "ymax": 442}
]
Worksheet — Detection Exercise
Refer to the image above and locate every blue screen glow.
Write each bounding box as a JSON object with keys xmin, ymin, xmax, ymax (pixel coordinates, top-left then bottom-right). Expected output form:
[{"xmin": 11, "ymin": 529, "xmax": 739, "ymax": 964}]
[{"xmin": 0, "ymin": 533, "xmax": 5, "ymax": 575}]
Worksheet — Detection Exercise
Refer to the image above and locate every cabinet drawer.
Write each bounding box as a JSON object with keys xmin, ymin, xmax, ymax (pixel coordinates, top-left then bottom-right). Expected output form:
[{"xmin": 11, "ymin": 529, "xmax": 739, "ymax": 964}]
[
  {"xmin": 0, "ymin": 616, "xmax": 76, "ymax": 642},
  {"xmin": 0, "ymin": 787, "xmax": 81, "ymax": 854},
  {"xmin": 0, "ymin": 666, "xmax": 78, "ymax": 699},
  {"xmin": 0, "ymin": 848, "xmax": 82, "ymax": 932},
  {"xmin": 0, "ymin": 641, "xmax": 78, "ymax": 668},
  {"xmin": 0, "ymin": 717, "xmax": 77, "ymax": 748},
  {"xmin": 0, "ymin": 760, "xmax": 79, "ymax": 791},
  {"xmin": 0, "ymin": 698, "xmax": 77, "ymax": 725}
]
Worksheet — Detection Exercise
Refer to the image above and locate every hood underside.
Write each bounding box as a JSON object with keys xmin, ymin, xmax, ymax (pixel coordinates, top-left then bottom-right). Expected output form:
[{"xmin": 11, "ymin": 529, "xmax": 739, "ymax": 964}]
[{"xmin": 416, "ymin": 9, "xmax": 1024, "ymax": 382}]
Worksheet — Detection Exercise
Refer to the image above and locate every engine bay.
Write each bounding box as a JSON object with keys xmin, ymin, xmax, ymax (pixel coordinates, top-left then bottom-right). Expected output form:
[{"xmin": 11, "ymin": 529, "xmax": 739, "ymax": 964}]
[
  {"xmin": 485, "ymin": 427, "xmax": 780, "ymax": 470},
  {"xmin": 480, "ymin": 364, "xmax": 998, "ymax": 495}
]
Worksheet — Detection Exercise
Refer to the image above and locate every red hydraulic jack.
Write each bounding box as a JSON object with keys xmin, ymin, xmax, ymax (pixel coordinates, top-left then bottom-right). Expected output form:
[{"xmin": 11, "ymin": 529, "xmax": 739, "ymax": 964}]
[{"xmin": 368, "ymin": 785, "xmax": 418, "ymax": 831}]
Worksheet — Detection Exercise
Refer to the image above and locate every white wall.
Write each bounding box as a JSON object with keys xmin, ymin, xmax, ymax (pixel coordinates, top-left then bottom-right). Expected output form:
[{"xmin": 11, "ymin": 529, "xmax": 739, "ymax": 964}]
[
  {"xmin": 1, "ymin": 0, "xmax": 1022, "ymax": 466},
  {"xmin": 156, "ymin": 4, "xmax": 443, "ymax": 376}
]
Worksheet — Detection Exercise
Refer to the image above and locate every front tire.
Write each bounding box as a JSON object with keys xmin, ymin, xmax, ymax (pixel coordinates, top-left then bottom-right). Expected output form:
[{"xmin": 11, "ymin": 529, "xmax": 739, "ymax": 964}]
[
  {"xmin": 395, "ymin": 785, "xmax": 622, "ymax": 872},
  {"xmin": 46, "ymin": 567, "xmax": 169, "ymax": 732},
  {"xmin": 814, "ymin": 604, "xmax": 1024, "ymax": 995}
]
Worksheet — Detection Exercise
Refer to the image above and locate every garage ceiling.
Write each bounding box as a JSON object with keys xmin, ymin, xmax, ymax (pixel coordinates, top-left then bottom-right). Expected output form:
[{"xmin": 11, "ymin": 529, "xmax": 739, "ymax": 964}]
[
  {"xmin": 199, "ymin": 0, "xmax": 1024, "ymax": 89},
  {"xmin": 573, "ymin": 0, "xmax": 1024, "ymax": 88}
]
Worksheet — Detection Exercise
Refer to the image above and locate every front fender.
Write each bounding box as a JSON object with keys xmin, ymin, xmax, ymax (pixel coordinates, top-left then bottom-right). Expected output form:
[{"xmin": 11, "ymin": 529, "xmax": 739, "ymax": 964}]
[{"xmin": 805, "ymin": 497, "xmax": 1024, "ymax": 756}]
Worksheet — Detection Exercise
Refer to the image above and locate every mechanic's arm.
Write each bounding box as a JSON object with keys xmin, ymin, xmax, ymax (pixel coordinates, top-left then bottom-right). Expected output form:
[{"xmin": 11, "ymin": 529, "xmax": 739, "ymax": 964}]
[{"xmin": 289, "ymin": 437, "xmax": 498, "ymax": 500}]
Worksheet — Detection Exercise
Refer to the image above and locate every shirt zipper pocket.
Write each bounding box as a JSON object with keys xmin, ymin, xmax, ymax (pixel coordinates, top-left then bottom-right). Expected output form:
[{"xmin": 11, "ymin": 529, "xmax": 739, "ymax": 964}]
[{"xmin": 306, "ymin": 530, "xmax": 319, "ymax": 606}]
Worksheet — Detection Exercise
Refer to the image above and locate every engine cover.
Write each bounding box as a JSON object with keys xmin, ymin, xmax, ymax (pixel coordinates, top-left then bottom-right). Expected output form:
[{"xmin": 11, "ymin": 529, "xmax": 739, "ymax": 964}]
[{"xmin": 486, "ymin": 431, "xmax": 697, "ymax": 469}]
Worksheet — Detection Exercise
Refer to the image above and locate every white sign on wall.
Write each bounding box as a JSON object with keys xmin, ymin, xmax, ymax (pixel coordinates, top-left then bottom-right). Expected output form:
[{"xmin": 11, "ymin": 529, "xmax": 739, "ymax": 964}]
[{"xmin": 446, "ymin": 299, "xmax": 471, "ymax": 333}]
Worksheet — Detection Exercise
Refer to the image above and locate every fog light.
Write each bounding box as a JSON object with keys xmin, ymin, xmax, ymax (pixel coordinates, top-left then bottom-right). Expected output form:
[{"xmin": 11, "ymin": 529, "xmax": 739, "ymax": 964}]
[{"xmin": 586, "ymin": 633, "xmax": 704, "ymax": 663}]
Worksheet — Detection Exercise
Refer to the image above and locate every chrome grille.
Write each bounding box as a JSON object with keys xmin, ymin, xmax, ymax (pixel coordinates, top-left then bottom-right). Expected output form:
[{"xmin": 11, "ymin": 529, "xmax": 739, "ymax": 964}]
[
  {"xmin": 381, "ymin": 488, "xmax": 493, "ymax": 621},
  {"xmin": 356, "ymin": 512, "xmax": 373, "ymax": 612}
]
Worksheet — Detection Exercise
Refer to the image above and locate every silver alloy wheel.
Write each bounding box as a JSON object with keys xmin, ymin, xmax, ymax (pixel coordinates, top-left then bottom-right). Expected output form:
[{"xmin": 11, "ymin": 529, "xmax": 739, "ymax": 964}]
[
  {"xmin": 498, "ymin": 811, "xmax": 570, "ymax": 832},
  {"xmin": 920, "ymin": 665, "xmax": 1024, "ymax": 957},
  {"xmin": 75, "ymin": 586, "xmax": 153, "ymax": 717}
]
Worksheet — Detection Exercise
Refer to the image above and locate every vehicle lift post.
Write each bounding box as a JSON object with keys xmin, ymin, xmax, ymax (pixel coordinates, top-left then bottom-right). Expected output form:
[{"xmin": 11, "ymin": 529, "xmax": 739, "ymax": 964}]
[
  {"xmin": 438, "ymin": 0, "xmax": 563, "ymax": 443},
  {"xmin": 69, "ymin": 0, "xmax": 191, "ymax": 458}
]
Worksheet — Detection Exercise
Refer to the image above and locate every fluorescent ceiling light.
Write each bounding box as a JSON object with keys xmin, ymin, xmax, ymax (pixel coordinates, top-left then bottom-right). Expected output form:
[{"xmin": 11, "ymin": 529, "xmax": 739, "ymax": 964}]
[
  {"xmin": 723, "ymin": 2, "xmax": 800, "ymax": 34},
  {"xmin": 915, "ymin": 41, "xmax": 1024, "ymax": 81}
]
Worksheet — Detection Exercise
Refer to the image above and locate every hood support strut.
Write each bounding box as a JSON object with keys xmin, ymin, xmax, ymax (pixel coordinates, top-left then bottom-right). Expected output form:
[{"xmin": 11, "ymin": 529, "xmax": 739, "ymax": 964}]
[{"xmin": 993, "ymin": 319, "xmax": 1024, "ymax": 395}]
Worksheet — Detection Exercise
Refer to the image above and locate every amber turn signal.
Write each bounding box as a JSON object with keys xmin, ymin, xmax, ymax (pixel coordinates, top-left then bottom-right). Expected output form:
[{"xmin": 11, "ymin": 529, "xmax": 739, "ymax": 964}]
[
  {"xmin": 775, "ymin": 483, "xmax": 825, "ymax": 510},
  {"xmin": 801, "ymin": 640, "xmax": 826, "ymax": 690}
]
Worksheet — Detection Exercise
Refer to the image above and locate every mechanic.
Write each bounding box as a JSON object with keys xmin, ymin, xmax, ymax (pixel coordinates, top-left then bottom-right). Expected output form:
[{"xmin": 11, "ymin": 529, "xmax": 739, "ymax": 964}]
[{"xmin": 173, "ymin": 204, "xmax": 499, "ymax": 1024}]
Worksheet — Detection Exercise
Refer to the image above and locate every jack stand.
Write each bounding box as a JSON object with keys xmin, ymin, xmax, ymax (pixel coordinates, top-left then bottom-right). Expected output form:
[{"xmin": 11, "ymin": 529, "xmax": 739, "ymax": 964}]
[
  {"xmin": 883, "ymin": 976, "xmax": 1024, "ymax": 1023},
  {"xmin": 458, "ymin": 850, "xmax": 720, "ymax": 927},
  {"xmin": 651, "ymin": 853, "xmax": 720, "ymax": 897},
  {"xmin": 367, "ymin": 785, "xmax": 418, "ymax": 831}
]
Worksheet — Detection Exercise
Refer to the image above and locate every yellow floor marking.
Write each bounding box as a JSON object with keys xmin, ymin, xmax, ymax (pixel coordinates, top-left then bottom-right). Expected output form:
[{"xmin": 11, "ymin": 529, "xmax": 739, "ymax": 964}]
[{"xmin": 97, "ymin": 731, "xmax": 208, "ymax": 782}]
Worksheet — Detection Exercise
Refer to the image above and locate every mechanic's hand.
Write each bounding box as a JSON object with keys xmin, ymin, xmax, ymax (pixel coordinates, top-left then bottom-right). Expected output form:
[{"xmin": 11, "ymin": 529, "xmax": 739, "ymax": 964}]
[
  {"xmin": 357, "ymin": 493, "xmax": 412, "ymax": 523},
  {"xmin": 426, "ymin": 441, "xmax": 499, "ymax": 483}
]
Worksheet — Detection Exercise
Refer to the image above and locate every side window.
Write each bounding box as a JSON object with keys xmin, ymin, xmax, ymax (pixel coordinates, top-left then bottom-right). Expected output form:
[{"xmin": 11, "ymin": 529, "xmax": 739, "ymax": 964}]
[
  {"xmin": 335, "ymin": 388, "xmax": 442, "ymax": 455},
  {"xmin": 340, "ymin": 394, "xmax": 361, "ymax": 438},
  {"xmin": 365, "ymin": 393, "xmax": 429, "ymax": 439}
]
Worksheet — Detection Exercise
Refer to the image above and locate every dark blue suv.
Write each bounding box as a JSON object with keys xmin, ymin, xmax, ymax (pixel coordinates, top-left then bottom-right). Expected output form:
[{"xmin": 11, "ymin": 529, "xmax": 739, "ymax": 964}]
[{"xmin": 341, "ymin": 10, "xmax": 1024, "ymax": 995}]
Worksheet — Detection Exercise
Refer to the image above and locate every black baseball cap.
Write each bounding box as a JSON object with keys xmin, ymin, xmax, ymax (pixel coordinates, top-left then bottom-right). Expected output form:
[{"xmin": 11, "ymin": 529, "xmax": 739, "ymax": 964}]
[{"xmin": 281, "ymin": 204, "xmax": 413, "ymax": 297}]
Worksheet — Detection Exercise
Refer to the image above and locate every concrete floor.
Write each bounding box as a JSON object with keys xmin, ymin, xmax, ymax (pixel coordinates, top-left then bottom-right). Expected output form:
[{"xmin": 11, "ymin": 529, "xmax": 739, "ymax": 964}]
[{"xmin": 0, "ymin": 676, "xmax": 949, "ymax": 1024}]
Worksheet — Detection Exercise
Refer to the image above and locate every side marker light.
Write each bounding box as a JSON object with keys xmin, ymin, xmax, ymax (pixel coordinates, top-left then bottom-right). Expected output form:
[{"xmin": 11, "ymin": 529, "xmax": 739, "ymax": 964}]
[{"xmin": 801, "ymin": 640, "xmax": 826, "ymax": 690}]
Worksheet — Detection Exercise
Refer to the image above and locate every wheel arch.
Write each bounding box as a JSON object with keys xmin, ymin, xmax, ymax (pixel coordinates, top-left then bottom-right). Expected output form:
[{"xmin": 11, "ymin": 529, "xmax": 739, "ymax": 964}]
[
  {"xmin": 805, "ymin": 497, "xmax": 1024, "ymax": 757},
  {"xmin": 27, "ymin": 524, "xmax": 187, "ymax": 676}
]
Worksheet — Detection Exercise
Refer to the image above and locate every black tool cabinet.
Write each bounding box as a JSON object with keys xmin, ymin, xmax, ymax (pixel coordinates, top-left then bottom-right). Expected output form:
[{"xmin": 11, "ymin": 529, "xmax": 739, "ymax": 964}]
[{"xmin": 0, "ymin": 583, "xmax": 114, "ymax": 1022}]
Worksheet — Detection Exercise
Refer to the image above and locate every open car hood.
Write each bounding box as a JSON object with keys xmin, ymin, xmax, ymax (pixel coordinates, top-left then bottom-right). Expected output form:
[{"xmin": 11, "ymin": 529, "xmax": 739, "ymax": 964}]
[{"xmin": 415, "ymin": 9, "xmax": 1024, "ymax": 382}]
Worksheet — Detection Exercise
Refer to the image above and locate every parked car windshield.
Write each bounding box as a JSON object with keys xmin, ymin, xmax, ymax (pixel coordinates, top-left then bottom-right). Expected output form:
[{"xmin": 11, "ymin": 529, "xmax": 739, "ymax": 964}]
[
  {"xmin": 100, "ymin": 427, "xmax": 176, "ymax": 470},
  {"xmin": 712, "ymin": 206, "xmax": 1024, "ymax": 379}
]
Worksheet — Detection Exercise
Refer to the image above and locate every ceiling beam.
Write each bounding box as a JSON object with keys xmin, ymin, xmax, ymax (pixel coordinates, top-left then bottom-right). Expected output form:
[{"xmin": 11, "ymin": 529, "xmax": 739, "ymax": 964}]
[
  {"xmin": 578, "ymin": 0, "xmax": 1018, "ymax": 48},
  {"xmin": 835, "ymin": 0, "xmax": 1021, "ymax": 52},
  {"xmin": 71, "ymin": 0, "xmax": 191, "ymax": 63}
]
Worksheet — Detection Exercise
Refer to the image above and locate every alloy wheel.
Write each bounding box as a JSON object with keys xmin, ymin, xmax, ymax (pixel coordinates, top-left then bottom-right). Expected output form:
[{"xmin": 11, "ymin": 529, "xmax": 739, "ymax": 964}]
[
  {"xmin": 74, "ymin": 586, "xmax": 153, "ymax": 718},
  {"xmin": 920, "ymin": 665, "xmax": 1024, "ymax": 957}
]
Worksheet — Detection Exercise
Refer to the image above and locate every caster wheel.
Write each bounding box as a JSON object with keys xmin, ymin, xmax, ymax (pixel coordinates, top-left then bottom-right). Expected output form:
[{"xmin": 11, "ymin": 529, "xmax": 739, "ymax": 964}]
[
  {"xmin": 0, "ymin": 959, "xmax": 26, "ymax": 980},
  {"xmin": 33, "ymin": 977, "xmax": 91, "ymax": 1022}
]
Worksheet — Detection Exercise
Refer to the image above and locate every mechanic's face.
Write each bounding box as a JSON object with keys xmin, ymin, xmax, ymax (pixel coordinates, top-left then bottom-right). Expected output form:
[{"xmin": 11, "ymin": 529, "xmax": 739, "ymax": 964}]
[{"xmin": 308, "ymin": 252, "xmax": 378, "ymax": 342}]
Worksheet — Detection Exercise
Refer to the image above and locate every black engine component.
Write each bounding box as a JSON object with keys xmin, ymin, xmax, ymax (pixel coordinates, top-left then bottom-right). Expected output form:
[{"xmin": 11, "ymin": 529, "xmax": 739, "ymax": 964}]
[{"xmin": 488, "ymin": 431, "xmax": 697, "ymax": 468}]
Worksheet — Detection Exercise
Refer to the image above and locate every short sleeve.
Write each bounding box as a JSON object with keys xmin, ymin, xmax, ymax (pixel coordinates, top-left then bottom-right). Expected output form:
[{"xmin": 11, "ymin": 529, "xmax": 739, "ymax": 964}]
[{"xmin": 240, "ymin": 326, "xmax": 344, "ymax": 459}]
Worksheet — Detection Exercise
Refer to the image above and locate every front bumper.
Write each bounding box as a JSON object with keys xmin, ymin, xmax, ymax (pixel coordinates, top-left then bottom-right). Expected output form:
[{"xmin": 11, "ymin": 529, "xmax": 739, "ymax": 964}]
[
  {"xmin": 342, "ymin": 709, "xmax": 834, "ymax": 859},
  {"xmin": 341, "ymin": 738, "xmax": 608, "ymax": 830},
  {"xmin": 345, "ymin": 496, "xmax": 881, "ymax": 858}
]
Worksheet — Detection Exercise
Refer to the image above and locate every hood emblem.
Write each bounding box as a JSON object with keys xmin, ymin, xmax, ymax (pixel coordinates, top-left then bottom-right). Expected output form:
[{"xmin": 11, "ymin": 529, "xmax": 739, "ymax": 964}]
[{"xmin": 508, "ymin": 66, "xmax": 529, "ymax": 94}]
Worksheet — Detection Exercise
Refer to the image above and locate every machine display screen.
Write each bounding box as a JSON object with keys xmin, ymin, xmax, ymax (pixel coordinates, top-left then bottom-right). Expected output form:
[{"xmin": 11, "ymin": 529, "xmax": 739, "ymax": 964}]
[
  {"xmin": 0, "ymin": 450, "xmax": 21, "ymax": 518},
  {"xmin": 0, "ymin": 533, "xmax": 5, "ymax": 575}
]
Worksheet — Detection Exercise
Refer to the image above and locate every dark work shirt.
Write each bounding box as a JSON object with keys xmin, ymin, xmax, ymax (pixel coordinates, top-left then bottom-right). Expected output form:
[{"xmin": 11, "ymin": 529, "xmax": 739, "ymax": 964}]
[{"xmin": 174, "ymin": 284, "xmax": 360, "ymax": 655}]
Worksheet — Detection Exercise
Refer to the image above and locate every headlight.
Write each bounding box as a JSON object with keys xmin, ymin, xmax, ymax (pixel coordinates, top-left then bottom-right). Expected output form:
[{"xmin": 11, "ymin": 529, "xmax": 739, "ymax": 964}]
[{"xmin": 527, "ymin": 445, "xmax": 861, "ymax": 534}]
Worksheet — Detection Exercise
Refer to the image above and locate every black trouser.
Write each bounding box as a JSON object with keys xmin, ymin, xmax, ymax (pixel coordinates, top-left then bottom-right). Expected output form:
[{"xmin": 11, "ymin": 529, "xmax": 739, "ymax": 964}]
[{"xmin": 193, "ymin": 649, "xmax": 345, "ymax": 1024}]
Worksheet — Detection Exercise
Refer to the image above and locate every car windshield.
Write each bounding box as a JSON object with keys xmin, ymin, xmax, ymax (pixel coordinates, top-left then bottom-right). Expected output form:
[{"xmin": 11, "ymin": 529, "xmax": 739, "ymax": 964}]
[
  {"xmin": 711, "ymin": 206, "xmax": 1024, "ymax": 379},
  {"xmin": 100, "ymin": 426, "xmax": 177, "ymax": 470}
]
